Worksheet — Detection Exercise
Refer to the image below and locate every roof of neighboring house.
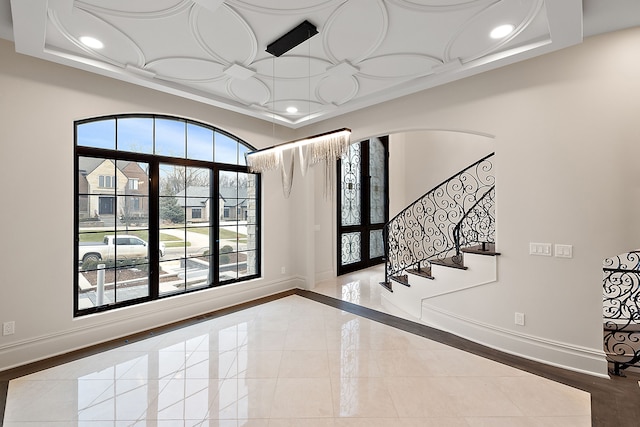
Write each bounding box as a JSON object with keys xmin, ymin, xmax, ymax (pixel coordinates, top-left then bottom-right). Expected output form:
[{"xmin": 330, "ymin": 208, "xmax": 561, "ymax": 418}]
[
  {"xmin": 78, "ymin": 157, "xmax": 112, "ymax": 175},
  {"xmin": 79, "ymin": 158, "xmax": 145, "ymax": 178},
  {"xmin": 220, "ymin": 186, "xmax": 248, "ymax": 208},
  {"xmin": 175, "ymin": 186, "xmax": 210, "ymax": 208},
  {"xmin": 154, "ymin": 185, "xmax": 251, "ymax": 208}
]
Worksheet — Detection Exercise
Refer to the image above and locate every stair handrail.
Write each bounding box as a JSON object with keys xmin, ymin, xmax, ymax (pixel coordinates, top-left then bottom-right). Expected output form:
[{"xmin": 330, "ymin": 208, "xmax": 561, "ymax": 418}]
[{"xmin": 383, "ymin": 152, "xmax": 495, "ymax": 283}]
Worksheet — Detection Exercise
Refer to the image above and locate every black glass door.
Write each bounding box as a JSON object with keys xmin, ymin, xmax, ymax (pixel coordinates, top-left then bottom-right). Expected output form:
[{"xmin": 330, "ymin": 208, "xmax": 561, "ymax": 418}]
[{"xmin": 337, "ymin": 136, "xmax": 388, "ymax": 275}]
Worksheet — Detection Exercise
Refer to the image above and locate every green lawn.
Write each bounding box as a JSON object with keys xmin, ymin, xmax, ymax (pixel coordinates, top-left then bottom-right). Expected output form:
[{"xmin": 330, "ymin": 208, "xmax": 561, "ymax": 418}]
[
  {"xmin": 189, "ymin": 227, "xmax": 247, "ymax": 239},
  {"xmin": 164, "ymin": 241, "xmax": 191, "ymax": 248}
]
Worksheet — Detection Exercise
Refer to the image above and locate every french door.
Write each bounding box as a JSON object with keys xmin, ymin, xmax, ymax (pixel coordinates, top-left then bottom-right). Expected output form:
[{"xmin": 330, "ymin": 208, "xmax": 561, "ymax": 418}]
[{"xmin": 337, "ymin": 136, "xmax": 389, "ymax": 275}]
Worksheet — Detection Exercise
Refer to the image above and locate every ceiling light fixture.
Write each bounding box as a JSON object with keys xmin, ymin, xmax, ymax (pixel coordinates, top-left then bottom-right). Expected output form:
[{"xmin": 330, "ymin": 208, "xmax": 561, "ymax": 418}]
[
  {"xmin": 266, "ymin": 20, "xmax": 318, "ymax": 57},
  {"xmin": 490, "ymin": 24, "xmax": 515, "ymax": 39},
  {"xmin": 246, "ymin": 20, "xmax": 352, "ymax": 198},
  {"xmin": 79, "ymin": 36, "xmax": 104, "ymax": 49}
]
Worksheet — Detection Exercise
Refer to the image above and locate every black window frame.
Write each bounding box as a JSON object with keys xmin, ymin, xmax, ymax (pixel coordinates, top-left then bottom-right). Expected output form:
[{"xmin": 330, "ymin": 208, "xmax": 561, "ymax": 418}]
[{"xmin": 74, "ymin": 114, "xmax": 261, "ymax": 317}]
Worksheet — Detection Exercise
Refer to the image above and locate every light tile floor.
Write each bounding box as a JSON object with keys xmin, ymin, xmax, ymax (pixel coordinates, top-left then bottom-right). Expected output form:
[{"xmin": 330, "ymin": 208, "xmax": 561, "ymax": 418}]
[
  {"xmin": 4, "ymin": 269, "xmax": 591, "ymax": 426},
  {"xmin": 311, "ymin": 265, "xmax": 414, "ymax": 321}
]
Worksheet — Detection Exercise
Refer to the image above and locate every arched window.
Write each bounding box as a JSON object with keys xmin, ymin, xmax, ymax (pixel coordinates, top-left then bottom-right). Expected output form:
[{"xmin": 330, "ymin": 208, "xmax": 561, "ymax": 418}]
[{"xmin": 75, "ymin": 114, "xmax": 260, "ymax": 316}]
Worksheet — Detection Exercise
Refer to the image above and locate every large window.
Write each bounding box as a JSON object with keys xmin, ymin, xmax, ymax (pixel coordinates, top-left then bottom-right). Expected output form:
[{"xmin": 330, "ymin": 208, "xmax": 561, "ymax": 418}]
[{"xmin": 75, "ymin": 114, "xmax": 260, "ymax": 316}]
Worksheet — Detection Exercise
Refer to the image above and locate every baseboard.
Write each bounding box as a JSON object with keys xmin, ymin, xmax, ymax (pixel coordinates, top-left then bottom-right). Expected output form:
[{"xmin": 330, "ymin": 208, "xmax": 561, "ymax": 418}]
[
  {"xmin": 0, "ymin": 277, "xmax": 297, "ymax": 372},
  {"xmin": 421, "ymin": 302, "xmax": 609, "ymax": 378}
]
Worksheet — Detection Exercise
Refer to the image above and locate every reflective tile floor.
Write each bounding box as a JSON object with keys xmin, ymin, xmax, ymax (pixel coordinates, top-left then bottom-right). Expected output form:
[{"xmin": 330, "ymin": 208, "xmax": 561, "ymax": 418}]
[
  {"xmin": 312, "ymin": 265, "xmax": 416, "ymax": 321},
  {"xmin": 3, "ymin": 289, "xmax": 591, "ymax": 426}
]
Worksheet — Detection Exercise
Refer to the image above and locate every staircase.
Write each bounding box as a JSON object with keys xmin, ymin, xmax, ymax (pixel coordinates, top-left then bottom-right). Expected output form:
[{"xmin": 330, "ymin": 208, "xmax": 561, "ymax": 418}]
[
  {"xmin": 381, "ymin": 153, "xmax": 498, "ymax": 294},
  {"xmin": 603, "ymin": 251, "xmax": 640, "ymax": 376}
]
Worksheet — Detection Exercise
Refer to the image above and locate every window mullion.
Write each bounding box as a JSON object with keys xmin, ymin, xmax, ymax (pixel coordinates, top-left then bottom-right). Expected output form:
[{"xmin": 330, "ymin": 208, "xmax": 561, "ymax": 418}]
[{"xmin": 149, "ymin": 159, "xmax": 160, "ymax": 300}]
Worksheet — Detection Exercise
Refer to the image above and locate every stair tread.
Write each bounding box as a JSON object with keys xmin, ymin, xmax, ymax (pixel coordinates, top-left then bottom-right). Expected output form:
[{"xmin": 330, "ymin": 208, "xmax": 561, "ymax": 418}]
[
  {"xmin": 461, "ymin": 243, "xmax": 500, "ymax": 256},
  {"xmin": 390, "ymin": 274, "xmax": 410, "ymax": 287},
  {"xmin": 379, "ymin": 280, "xmax": 393, "ymax": 292},
  {"xmin": 406, "ymin": 267, "xmax": 435, "ymax": 280},
  {"xmin": 431, "ymin": 257, "xmax": 468, "ymax": 270}
]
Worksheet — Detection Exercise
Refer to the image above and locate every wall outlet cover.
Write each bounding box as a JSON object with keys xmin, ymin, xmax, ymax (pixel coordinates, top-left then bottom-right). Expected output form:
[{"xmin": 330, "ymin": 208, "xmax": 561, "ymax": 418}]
[{"xmin": 3, "ymin": 321, "xmax": 15, "ymax": 336}]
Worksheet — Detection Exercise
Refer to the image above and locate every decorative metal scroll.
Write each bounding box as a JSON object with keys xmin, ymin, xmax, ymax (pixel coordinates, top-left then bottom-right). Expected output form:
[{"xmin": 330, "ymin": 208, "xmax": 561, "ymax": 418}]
[
  {"xmin": 384, "ymin": 153, "xmax": 495, "ymax": 279},
  {"xmin": 603, "ymin": 251, "xmax": 640, "ymax": 375},
  {"xmin": 453, "ymin": 186, "xmax": 496, "ymax": 258}
]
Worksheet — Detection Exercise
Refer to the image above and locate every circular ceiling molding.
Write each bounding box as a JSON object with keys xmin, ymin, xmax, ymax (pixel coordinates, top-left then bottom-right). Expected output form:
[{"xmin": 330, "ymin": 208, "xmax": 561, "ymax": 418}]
[
  {"xmin": 387, "ymin": 0, "xmax": 495, "ymax": 12},
  {"xmin": 316, "ymin": 75, "xmax": 359, "ymax": 105},
  {"xmin": 226, "ymin": 0, "xmax": 343, "ymax": 14},
  {"xmin": 191, "ymin": 3, "xmax": 258, "ymax": 66},
  {"xmin": 444, "ymin": 0, "xmax": 543, "ymax": 63},
  {"xmin": 324, "ymin": 0, "xmax": 388, "ymax": 64},
  {"xmin": 76, "ymin": 0, "xmax": 190, "ymax": 18},
  {"xmin": 253, "ymin": 56, "xmax": 331, "ymax": 79},
  {"xmin": 358, "ymin": 54, "xmax": 441, "ymax": 79},
  {"xmin": 146, "ymin": 57, "xmax": 225, "ymax": 82},
  {"xmin": 227, "ymin": 77, "xmax": 271, "ymax": 106},
  {"xmin": 47, "ymin": 8, "xmax": 145, "ymax": 68}
]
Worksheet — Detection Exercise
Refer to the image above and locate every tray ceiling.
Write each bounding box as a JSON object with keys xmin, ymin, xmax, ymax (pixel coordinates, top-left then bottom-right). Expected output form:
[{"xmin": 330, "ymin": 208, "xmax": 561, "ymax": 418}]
[{"xmin": 0, "ymin": 0, "xmax": 596, "ymax": 127}]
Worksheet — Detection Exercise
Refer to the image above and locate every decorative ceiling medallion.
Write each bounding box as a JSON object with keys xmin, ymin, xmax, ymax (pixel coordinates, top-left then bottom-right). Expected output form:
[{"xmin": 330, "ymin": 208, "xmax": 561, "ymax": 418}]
[
  {"xmin": 444, "ymin": 0, "xmax": 544, "ymax": 63},
  {"xmin": 47, "ymin": 8, "xmax": 144, "ymax": 68},
  {"xmin": 226, "ymin": 0, "xmax": 343, "ymax": 15},
  {"xmin": 190, "ymin": 3, "xmax": 258, "ymax": 66},
  {"xmin": 316, "ymin": 75, "xmax": 359, "ymax": 105},
  {"xmin": 387, "ymin": 0, "xmax": 496, "ymax": 12},
  {"xmin": 227, "ymin": 77, "xmax": 270, "ymax": 106},
  {"xmin": 76, "ymin": 0, "xmax": 191, "ymax": 19},
  {"xmin": 357, "ymin": 54, "xmax": 441, "ymax": 79},
  {"xmin": 146, "ymin": 57, "xmax": 225, "ymax": 82},
  {"xmin": 323, "ymin": 0, "xmax": 388, "ymax": 64}
]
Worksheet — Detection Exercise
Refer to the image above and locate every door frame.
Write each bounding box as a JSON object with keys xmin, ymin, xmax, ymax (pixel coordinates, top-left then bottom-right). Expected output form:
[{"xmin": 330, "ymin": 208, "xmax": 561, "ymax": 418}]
[{"xmin": 337, "ymin": 136, "xmax": 389, "ymax": 275}]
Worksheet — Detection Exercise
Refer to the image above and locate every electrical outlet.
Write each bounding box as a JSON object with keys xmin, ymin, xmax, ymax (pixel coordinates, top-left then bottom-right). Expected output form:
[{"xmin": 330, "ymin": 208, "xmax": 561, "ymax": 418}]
[
  {"xmin": 3, "ymin": 321, "xmax": 15, "ymax": 336},
  {"xmin": 514, "ymin": 312, "xmax": 525, "ymax": 326},
  {"xmin": 281, "ymin": 266, "xmax": 286, "ymax": 274}
]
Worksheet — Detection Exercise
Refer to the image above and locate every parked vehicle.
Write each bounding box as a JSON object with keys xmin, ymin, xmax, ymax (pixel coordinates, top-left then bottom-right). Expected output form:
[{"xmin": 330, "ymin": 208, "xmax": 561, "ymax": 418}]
[{"xmin": 79, "ymin": 235, "xmax": 165, "ymax": 264}]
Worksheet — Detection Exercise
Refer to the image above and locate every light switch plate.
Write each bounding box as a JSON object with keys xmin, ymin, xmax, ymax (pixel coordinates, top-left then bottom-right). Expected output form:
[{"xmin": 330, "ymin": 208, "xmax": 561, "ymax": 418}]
[
  {"xmin": 555, "ymin": 244, "xmax": 573, "ymax": 258},
  {"xmin": 529, "ymin": 242, "xmax": 552, "ymax": 256}
]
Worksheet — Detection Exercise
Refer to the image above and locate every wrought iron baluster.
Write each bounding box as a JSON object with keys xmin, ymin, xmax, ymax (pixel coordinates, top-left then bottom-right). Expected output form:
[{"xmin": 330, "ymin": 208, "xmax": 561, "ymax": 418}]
[
  {"xmin": 382, "ymin": 153, "xmax": 495, "ymax": 283},
  {"xmin": 603, "ymin": 251, "xmax": 640, "ymax": 375}
]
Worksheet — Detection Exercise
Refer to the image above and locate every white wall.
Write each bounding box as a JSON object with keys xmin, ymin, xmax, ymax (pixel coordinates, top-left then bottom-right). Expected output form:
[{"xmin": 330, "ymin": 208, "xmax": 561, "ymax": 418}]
[
  {"xmin": 296, "ymin": 27, "xmax": 640, "ymax": 376},
  {"xmin": 0, "ymin": 38, "xmax": 297, "ymax": 371},
  {"xmin": 399, "ymin": 131, "xmax": 495, "ymax": 206}
]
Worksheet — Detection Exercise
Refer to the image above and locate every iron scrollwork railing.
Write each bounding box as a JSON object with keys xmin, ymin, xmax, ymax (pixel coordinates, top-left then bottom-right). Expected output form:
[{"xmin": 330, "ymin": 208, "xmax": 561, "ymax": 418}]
[
  {"xmin": 603, "ymin": 251, "xmax": 640, "ymax": 376},
  {"xmin": 453, "ymin": 186, "xmax": 496, "ymax": 261},
  {"xmin": 383, "ymin": 153, "xmax": 495, "ymax": 281}
]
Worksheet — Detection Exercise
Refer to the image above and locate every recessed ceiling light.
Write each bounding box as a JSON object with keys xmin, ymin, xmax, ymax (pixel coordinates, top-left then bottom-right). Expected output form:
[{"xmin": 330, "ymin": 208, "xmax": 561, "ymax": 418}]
[
  {"xmin": 490, "ymin": 24, "xmax": 515, "ymax": 39},
  {"xmin": 286, "ymin": 106, "xmax": 298, "ymax": 114},
  {"xmin": 79, "ymin": 36, "xmax": 104, "ymax": 49}
]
